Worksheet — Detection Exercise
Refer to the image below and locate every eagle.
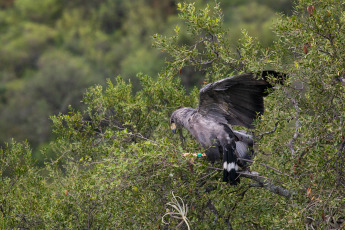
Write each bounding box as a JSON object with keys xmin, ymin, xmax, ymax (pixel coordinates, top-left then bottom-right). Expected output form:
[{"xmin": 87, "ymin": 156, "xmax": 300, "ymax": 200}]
[{"xmin": 170, "ymin": 70, "xmax": 286, "ymax": 185}]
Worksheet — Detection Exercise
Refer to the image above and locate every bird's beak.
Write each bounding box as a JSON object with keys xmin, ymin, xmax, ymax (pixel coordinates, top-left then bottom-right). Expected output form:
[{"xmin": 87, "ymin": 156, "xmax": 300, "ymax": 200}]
[{"xmin": 170, "ymin": 123, "xmax": 177, "ymax": 134}]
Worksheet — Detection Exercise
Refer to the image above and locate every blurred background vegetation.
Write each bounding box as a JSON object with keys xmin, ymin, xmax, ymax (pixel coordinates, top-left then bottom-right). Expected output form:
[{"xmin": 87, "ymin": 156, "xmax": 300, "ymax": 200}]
[{"xmin": 0, "ymin": 0, "xmax": 293, "ymax": 162}]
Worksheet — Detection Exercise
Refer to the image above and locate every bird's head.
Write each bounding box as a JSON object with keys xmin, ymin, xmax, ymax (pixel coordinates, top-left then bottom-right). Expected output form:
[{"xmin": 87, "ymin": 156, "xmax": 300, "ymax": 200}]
[{"xmin": 169, "ymin": 107, "xmax": 194, "ymax": 134}]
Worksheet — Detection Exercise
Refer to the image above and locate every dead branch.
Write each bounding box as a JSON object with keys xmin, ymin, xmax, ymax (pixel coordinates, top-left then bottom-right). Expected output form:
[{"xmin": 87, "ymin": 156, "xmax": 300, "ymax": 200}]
[
  {"xmin": 238, "ymin": 158, "xmax": 293, "ymax": 179},
  {"xmin": 257, "ymin": 120, "xmax": 280, "ymax": 140},
  {"xmin": 288, "ymin": 97, "xmax": 301, "ymax": 157},
  {"xmin": 257, "ymin": 118, "xmax": 293, "ymax": 141},
  {"xmin": 335, "ymin": 137, "xmax": 345, "ymax": 187},
  {"xmin": 205, "ymin": 166, "xmax": 294, "ymax": 198},
  {"xmin": 239, "ymin": 170, "xmax": 294, "ymax": 199}
]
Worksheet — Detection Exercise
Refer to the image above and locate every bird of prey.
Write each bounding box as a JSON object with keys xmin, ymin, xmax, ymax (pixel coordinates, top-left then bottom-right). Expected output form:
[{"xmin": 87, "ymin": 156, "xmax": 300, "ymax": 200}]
[{"xmin": 170, "ymin": 70, "xmax": 286, "ymax": 185}]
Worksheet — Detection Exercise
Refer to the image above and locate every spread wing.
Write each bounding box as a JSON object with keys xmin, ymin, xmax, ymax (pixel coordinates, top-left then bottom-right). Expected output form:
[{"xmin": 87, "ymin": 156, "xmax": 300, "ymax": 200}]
[{"xmin": 197, "ymin": 71, "xmax": 284, "ymax": 128}]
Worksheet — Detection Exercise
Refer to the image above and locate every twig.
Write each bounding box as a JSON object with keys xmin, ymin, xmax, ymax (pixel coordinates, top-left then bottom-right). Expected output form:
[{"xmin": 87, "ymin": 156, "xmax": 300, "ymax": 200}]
[
  {"xmin": 112, "ymin": 124, "xmax": 162, "ymax": 146},
  {"xmin": 335, "ymin": 137, "xmax": 345, "ymax": 187},
  {"xmin": 89, "ymin": 160, "xmax": 108, "ymax": 165},
  {"xmin": 238, "ymin": 158, "xmax": 291, "ymax": 177},
  {"xmin": 225, "ymin": 215, "xmax": 233, "ymax": 230},
  {"xmin": 207, "ymin": 200, "xmax": 219, "ymax": 224},
  {"xmin": 288, "ymin": 97, "xmax": 301, "ymax": 157},
  {"xmin": 199, "ymin": 170, "xmax": 218, "ymax": 181},
  {"xmin": 257, "ymin": 120, "xmax": 281, "ymax": 140},
  {"xmin": 237, "ymin": 171, "xmax": 267, "ymax": 179},
  {"xmin": 257, "ymin": 118, "xmax": 293, "ymax": 141},
  {"xmin": 206, "ymin": 166, "xmax": 222, "ymax": 171}
]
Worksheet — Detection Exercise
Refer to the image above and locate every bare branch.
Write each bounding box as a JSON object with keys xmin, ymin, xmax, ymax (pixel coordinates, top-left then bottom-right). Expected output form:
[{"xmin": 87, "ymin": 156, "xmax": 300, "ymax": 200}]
[
  {"xmin": 288, "ymin": 97, "xmax": 301, "ymax": 157},
  {"xmin": 205, "ymin": 166, "xmax": 294, "ymax": 198},
  {"xmin": 335, "ymin": 137, "xmax": 345, "ymax": 187},
  {"xmin": 239, "ymin": 171, "xmax": 294, "ymax": 198},
  {"xmin": 207, "ymin": 200, "xmax": 219, "ymax": 224},
  {"xmin": 258, "ymin": 120, "xmax": 280, "ymax": 138},
  {"xmin": 238, "ymin": 158, "xmax": 286, "ymax": 176},
  {"xmin": 257, "ymin": 120, "xmax": 281, "ymax": 141},
  {"xmin": 111, "ymin": 124, "xmax": 163, "ymax": 146}
]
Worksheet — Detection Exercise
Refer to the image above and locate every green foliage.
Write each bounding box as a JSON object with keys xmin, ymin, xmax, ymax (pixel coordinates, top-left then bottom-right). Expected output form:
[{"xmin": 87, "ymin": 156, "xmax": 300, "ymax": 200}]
[
  {"xmin": 225, "ymin": 2, "xmax": 277, "ymax": 48},
  {"xmin": 0, "ymin": 49, "xmax": 97, "ymax": 148},
  {"xmin": 0, "ymin": 141, "xmax": 45, "ymax": 229},
  {"xmin": 0, "ymin": 22, "xmax": 57, "ymax": 74},
  {"xmin": 259, "ymin": 1, "xmax": 345, "ymax": 228},
  {"xmin": 2, "ymin": 0, "xmax": 345, "ymax": 229},
  {"xmin": 153, "ymin": 1, "xmax": 240, "ymax": 85},
  {"xmin": 14, "ymin": 0, "xmax": 62, "ymax": 22}
]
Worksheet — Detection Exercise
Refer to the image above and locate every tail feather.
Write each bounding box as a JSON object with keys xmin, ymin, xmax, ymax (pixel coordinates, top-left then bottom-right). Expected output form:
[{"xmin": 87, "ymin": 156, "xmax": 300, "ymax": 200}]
[{"xmin": 223, "ymin": 143, "xmax": 240, "ymax": 185}]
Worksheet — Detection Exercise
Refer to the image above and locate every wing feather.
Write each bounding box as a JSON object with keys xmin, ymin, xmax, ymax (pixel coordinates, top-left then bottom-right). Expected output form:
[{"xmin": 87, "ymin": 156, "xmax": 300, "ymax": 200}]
[{"xmin": 197, "ymin": 71, "xmax": 285, "ymax": 128}]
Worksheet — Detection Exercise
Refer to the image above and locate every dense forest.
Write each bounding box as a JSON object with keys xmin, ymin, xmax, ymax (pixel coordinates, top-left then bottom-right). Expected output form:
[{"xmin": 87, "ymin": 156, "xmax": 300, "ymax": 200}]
[{"xmin": 1, "ymin": 0, "xmax": 345, "ymax": 229}]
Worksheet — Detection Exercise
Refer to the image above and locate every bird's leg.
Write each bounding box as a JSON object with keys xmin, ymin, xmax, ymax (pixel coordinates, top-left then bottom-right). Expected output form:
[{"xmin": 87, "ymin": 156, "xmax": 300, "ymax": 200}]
[
  {"xmin": 218, "ymin": 144, "xmax": 223, "ymax": 161},
  {"xmin": 182, "ymin": 152, "xmax": 206, "ymax": 157},
  {"xmin": 178, "ymin": 128, "xmax": 185, "ymax": 147},
  {"xmin": 205, "ymin": 144, "xmax": 221, "ymax": 163}
]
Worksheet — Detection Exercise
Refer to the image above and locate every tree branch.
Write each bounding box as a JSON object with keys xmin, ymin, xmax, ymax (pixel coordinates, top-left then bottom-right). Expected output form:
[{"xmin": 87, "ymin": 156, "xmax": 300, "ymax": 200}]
[
  {"xmin": 288, "ymin": 97, "xmax": 301, "ymax": 157},
  {"xmin": 256, "ymin": 120, "xmax": 280, "ymax": 140},
  {"xmin": 239, "ymin": 171, "xmax": 294, "ymax": 199},
  {"xmin": 205, "ymin": 166, "xmax": 295, "ymax": 198},
  {"xmin": 335, "ymin": 137, "xmax": 345, "ymax": 187},
  {"xmin": 238, "ymin": 158, "xmax": 286, "ymax": 175}
]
